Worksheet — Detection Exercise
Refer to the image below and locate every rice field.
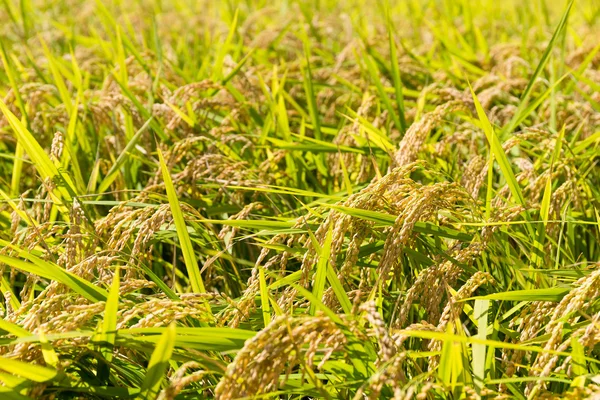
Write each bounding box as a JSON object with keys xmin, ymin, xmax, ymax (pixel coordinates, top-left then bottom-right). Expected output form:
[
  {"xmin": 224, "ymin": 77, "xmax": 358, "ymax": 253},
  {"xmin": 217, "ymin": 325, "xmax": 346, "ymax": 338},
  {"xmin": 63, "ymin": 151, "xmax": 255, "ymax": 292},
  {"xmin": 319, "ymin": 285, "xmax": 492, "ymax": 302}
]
[{"xmin": 0, "ymin": 0, "xmax": 599, "ymax": 398}]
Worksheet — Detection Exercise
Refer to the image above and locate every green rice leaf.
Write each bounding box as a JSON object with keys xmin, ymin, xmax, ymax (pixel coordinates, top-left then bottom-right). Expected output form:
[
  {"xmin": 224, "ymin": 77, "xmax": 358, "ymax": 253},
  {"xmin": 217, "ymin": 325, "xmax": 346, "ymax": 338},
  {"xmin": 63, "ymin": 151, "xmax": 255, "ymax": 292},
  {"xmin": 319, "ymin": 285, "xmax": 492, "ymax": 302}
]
[
  {"xmin": 0, "ymin": 386, "xmax": 34, "ymax": 400},
  {"xmin": 259, "ymin": 266, "xmax": 271, "ymax": 327},
  {"xmin": 157, "ymin": 147, "xmax": 207, "ymax": 297},
  {"xmin": 97, "ymin": 117, "xmax": 153, "ymax": 195},
  {"xmin": 472, "ymin": 300, "xmax": 489, "ymax": 392},
  {"xmin": 0, "ymin": 100, "xmax": 76, "ymax": 208},
  {"xmin": 139, "ymin": 323, "xmax": 176, "ymax": 400},
  {"xmin": 469, "ymin": 84, "xmax": 534, "ymax": 238},
  {"xmin": 98, "ymin": 267, "xmax": 120, "ymax": 362},
  {"xmin": 310, "ymin": 226, "xmax": 332, "ymax": 316},
  {"xmin": 0, "ymin": 240, "xmax": 108, "ymax": 303},
  {"xmin": 468, "ymin": 287, "xmax": 569, "ymax": 302},
  {"xmin": 0, "ymin": 356, "xmax": 58, "ymax": 382},
  {"xmin": 503, "ymin": 0, "xmax": 573, "ymax": 136},
  {"xmin": 0, "ymin": 319, "xmax": 30, "ymax": 338}
]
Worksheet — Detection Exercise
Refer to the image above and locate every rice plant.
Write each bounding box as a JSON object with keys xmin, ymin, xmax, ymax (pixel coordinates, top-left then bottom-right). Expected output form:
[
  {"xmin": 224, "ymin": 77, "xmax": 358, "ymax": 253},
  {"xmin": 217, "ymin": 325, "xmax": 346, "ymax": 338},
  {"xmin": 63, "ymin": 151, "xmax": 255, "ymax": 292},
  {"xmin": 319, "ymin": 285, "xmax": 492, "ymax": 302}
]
[{"xmin": 0, "ymin": 0, "xmax": 599, "ymax": 398}]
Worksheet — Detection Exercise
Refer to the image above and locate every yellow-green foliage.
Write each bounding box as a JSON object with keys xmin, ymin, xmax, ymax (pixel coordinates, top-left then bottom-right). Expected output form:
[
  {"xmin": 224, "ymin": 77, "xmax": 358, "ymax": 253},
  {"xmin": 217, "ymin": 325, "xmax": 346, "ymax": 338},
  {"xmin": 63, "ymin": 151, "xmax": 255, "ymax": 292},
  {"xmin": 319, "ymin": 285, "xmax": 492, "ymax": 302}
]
[{"xmin": 0, "ymin": 0, "xmax": 599, "ymax": 398}]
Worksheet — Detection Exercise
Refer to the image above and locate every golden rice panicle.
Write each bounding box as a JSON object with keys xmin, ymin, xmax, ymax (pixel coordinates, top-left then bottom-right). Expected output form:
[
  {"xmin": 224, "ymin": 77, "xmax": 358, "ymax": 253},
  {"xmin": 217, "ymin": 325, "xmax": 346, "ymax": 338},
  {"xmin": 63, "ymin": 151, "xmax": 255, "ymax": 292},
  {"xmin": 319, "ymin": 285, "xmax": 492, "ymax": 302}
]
[
  {"xmin": 378, "ymin": 181, "xmax": 472, "ymax": 280},
  {"xmin": 392, "ymin": 101, "xmax": 468, "ymax": 168},
  {"xmin": 394, "ymin": 239, "xmax": 487, "ymax": 329},
  {"xmin": 159, "ymin": 362, "xmax": 207, "ymax": 400},
  {"xmin": 360, "ymin": 301, "xmax": 396, "ymax": 364},
  {"xmin": 526, "ymin": 266, "xmax": 600, "ymax": 396},
  {"xmin": 215, "ymin": 315, "xmax": 346, "ymax": 399},
  {"xmin": 427, "ymin": 271, "xmax": 494, "ymax": 370}
]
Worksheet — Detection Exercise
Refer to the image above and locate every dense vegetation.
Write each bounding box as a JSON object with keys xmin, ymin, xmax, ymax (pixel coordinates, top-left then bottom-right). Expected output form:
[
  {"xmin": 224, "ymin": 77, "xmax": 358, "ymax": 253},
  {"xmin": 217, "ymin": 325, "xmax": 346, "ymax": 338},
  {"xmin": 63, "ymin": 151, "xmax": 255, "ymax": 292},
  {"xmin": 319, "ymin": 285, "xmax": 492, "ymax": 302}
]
[{"xmin": 0, "ymin": 0, "xmax": 599, "ymax": 398}]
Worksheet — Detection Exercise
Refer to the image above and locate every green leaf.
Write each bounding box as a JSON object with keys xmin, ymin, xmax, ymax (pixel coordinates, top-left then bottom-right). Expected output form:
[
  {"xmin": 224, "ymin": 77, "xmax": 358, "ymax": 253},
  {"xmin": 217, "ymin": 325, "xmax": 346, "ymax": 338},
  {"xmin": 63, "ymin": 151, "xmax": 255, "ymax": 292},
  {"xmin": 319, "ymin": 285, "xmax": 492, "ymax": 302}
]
[
  {"xmin": 213, "ymin": 8, "xmax": 239, "ymax": 81},
  {"xmin": 503, "ymin": 0, "xmax": 573, "ymax": 136},
  {"xmin": 10, "ymin": 142, "xmax": 24, "ymax": 196},
  {"xmin": 387, "ymin": 14, "xmax": 407, "ymax": 133},
  {"xmin": 472, "ymin": 299, "xmax": 489, "ymax": 392},
  {"xmin": 469, "ymin": 84, "xmax": 534, "ymax": 237},
  {"xmin": 97, "ymin": 117, "xmax": 153, "ymax": 195},
  {"xmin": 0, "ymin": 240, "xmax": 108, "ymax": 303},
  {"xmin": 438, "ymin": 324, "xmax": 455, "ymax": 386},
  {"xmin": 0, "ymin": 100, "xmax": 76, "ymax": 209},
  {"xmin": 365, "ymin": 55, "xmax": 404, "ymax": 134},
  {"xmin": 310, "ymin": 226, "xmax": 332, "ymax": 316},
  {"xmin": 139, "ymin": 323, "xmax": 176, "ymax": 400},
  {"xmin": 259, "ymin": 266, "xmax": 271, "ymax": 327},
  {"xmin": 0, "ymin": 189, "xmax": 38, "ymax": 227},
  {"xmin": 396, "ymin": 329, "xmax": 597, "ymax": 364},
  {"xmin": 290, "ymin": 283, "xmax": 342, "ymax": 324},
  {"xmin": 326, "ymin": 262, "xmax": 352, "ymax": 315},
  {"xmin": 157, "ymin": 147, "xmax": 207, "ymax": 297},
  {"xmin": 0, "ymin": 319, "xmax": 30, "ymax": 338},
  {"xmin": 0, "ymin": 42, "xmax": 27, "ymax": 122},
  {"xmin": 0, "ymin": 386, "xmax": 34, "ymax": 400},
  {"xmin": 268, "ymin": 270, "xmax": 303, "ymax": 290},
  {"xmin": 0, "ymin": 356, "xmax": 58, "ymax": 382},
  {"xmin": 165, "ymin": 101, "xmax": 194, "ymax": 127},
  {"xmin": 468, "ymin": 287, "xmax": 569, "ymax": 302},
  {"xmin": 570, "ymin": 335, "xmax": 587, "ymax": 387},
  {"xmin": 302, "ymin": 38, "xmax": 322, "ymax": 142},
  {"xmin": 38, "ymin": 331, "xmax": 59, "ymax": 368},
  {"xmin": 39, "ymin": 37, "xmax": 72, "ymax": 115},
  {"xmin": 98, "ymin": 267, "xmax": 120, "ymax": 362},
  {"xmin": 533, "ymin": 125, "xmax": 565, "ymax": 267},
  {"xmin": 337, "ymin": 150, "xmax": 354, "ymax": 196},
  {"xmin": 322, "ymin": 204, "xmax": 473, "ymax": 241}
]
